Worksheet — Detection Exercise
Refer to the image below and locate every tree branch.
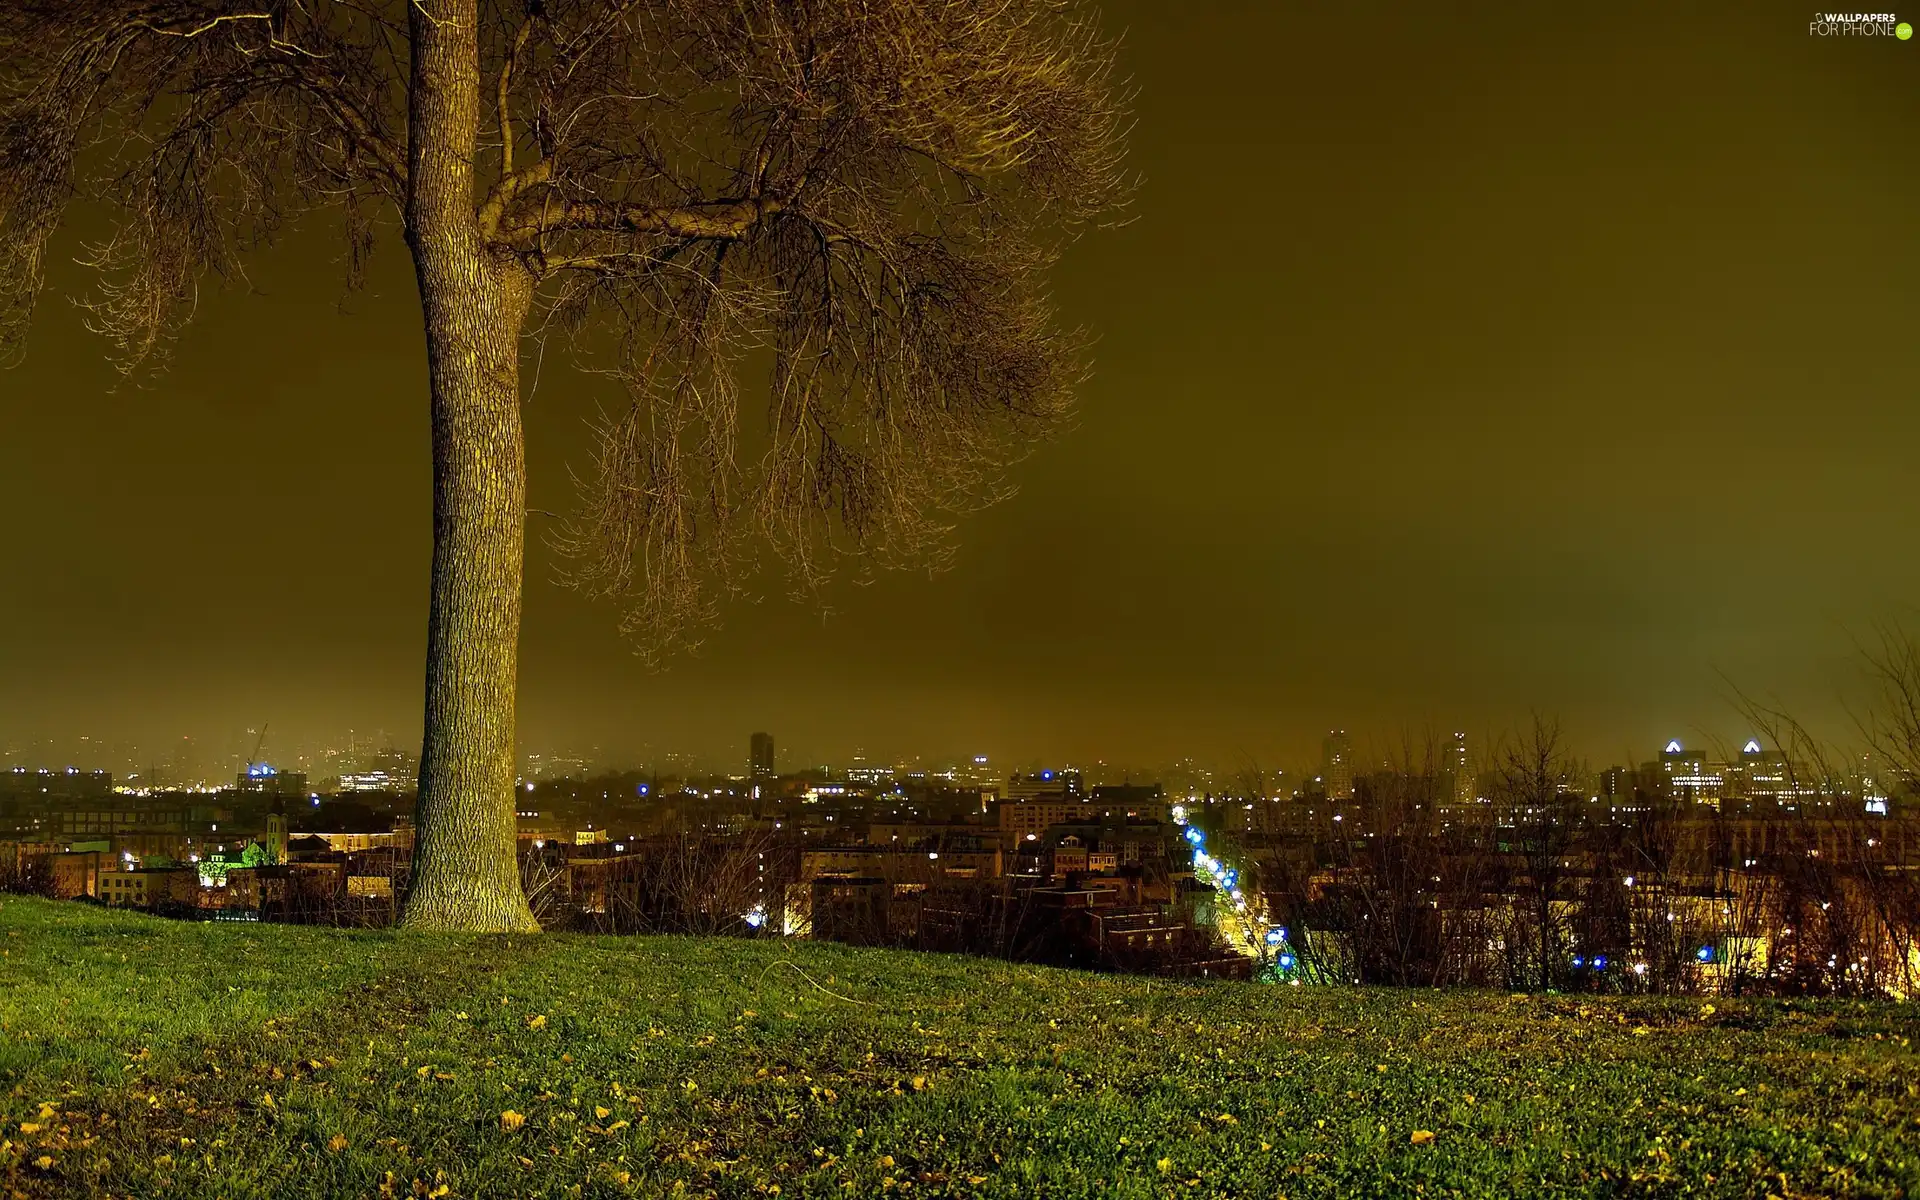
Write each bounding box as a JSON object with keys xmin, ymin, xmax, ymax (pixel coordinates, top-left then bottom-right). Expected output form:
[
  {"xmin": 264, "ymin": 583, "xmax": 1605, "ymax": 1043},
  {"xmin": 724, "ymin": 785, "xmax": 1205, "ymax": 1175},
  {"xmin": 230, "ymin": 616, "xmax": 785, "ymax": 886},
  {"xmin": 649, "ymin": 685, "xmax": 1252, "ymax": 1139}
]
[
  {"xmin": 495, "ymin": 193, "xmax": 784, "ymax": 249},
  {"xmin": 282, "ymin": 68, "xmax": 408, "ymax": 196},
  {"xmin": 498, "ymin": 15, "xmax": 535, "ymax": 179},
  {"xmin": 477, "ymin": 157, "xmax": 550, "ymax": 241}
]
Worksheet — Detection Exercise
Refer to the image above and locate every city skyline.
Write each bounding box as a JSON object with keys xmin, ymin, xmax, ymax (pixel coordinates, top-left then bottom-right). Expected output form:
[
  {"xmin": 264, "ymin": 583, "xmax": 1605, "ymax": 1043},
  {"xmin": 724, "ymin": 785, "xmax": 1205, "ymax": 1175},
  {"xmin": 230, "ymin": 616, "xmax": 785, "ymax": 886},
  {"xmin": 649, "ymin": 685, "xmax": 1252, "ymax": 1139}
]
[{"xmin": 0, "ymin": 720, "xmax": 1887, "ymax": 793}]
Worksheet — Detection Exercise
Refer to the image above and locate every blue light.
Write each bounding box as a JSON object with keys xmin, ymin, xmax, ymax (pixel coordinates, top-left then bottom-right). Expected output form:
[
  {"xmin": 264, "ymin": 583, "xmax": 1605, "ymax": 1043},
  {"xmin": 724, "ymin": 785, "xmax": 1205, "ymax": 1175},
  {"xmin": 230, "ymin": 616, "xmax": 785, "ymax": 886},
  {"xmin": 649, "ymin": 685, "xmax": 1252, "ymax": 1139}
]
[
  {"xmin": 1265, "ymin": 928, "xmax": 1284, "ymax": 946},
  {"xmin": 1592, "ymin": 955, "xmax": 1609, "ymax": 970},
  {"xmin": 1572, "ymin": 956, "xmax": 1585, "ymax": 968},
  {"xmin": 1276, "ymin": 954, "xmax": 1296, "ymax": 970},
  {"xmin": 1695, "ymin": 945, "xmax": 1714, "ymax": 963},
  {"xmin": 1041, "ymin": 770, "xmax": 1054, "ymax": 781},
  {"xmin": 637, "ymin": 784, "xmax": 650, "ymax": 796}
]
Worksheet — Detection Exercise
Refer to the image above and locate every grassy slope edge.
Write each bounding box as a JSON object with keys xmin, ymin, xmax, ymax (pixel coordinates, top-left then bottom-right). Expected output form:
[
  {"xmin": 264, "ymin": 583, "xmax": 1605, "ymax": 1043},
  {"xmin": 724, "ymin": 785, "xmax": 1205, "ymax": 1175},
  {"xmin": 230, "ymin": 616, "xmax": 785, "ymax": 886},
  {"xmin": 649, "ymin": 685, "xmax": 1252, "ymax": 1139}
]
[{"xmin": 1, "ymin": 896, "xmax": 1915, "ymax": 1199}]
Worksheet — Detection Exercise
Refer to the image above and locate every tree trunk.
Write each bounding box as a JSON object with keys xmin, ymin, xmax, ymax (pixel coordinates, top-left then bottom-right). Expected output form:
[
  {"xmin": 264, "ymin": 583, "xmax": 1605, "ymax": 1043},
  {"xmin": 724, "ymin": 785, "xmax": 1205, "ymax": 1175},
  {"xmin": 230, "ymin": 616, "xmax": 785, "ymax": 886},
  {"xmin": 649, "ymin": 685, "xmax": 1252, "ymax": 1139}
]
[{"xmin": 399, "ymin": 0, "xmax": 539, "ymax": 932}]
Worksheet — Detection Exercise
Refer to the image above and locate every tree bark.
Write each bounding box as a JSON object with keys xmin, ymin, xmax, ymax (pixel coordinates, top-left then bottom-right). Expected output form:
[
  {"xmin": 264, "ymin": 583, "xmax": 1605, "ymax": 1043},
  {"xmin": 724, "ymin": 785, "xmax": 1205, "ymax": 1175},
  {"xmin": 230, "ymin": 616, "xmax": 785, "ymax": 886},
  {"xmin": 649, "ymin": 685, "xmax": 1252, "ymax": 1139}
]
[{"xmin": 399, "ymin": 0, "xmax": 540, "ymax": 932}]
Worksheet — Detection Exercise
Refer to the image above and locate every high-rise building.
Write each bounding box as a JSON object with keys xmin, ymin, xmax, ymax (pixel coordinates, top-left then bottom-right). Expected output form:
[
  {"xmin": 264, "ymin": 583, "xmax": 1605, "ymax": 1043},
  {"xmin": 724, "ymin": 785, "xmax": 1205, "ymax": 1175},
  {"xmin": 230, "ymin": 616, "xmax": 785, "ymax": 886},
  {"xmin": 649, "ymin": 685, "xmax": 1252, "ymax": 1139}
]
[
  {"xmin": 1447, "ymin": 732, "xmax": 1474, "ymax": 806},
  {"xmin": 1726, "ymin": 738, "xmax": 1818, "ymax": 810},
  {"xmin": 1658, "ymin": 739, "xmax": 1723, "ymax": 807},
  {"xmin": 1600, "ymin": 765, "xmax": 1648, "ymax": 811},
  {"xmin": 749, "ymin": 732, "xmax": 776, "ymax": 778},
  {"xmin": 1322, "ymin": 730, "xmax": 1354, "ymax": 801}
]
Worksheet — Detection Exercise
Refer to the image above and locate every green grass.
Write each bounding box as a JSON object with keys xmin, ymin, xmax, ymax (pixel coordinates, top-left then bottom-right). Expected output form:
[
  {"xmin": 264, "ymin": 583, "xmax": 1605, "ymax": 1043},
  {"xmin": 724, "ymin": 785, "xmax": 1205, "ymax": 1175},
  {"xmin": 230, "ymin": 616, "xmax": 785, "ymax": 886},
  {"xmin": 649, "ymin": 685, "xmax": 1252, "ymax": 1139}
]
[{"xmin": 1, "ymin": 897, "xmax": 1916, "ymax": 1199}]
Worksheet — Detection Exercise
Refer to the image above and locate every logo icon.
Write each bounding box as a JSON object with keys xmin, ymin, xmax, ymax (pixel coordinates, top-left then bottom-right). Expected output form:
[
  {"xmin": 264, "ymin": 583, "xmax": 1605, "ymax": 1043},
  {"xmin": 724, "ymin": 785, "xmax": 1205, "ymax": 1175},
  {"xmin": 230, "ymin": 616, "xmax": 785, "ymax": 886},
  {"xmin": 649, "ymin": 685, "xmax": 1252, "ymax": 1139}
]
[{"xmin": 1899, "ymin": 20, "xmax": 1913, "ymax": 37}]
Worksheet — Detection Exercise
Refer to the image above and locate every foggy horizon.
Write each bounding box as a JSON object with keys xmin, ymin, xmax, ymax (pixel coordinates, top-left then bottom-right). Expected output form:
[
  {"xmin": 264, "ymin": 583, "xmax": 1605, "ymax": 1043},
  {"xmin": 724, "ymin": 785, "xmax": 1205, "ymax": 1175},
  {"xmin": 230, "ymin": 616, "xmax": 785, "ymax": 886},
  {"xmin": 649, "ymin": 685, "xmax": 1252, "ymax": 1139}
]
[{"xmin": 6, "ymin": 2, "xmax": 1917, "ymax": 774}]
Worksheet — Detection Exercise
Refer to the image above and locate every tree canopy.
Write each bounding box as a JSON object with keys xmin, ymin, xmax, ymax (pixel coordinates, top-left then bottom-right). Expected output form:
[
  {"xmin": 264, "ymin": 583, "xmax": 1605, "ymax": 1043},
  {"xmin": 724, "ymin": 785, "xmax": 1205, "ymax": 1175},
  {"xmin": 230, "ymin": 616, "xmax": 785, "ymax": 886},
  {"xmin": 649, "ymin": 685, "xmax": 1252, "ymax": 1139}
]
[{"xmin": 1, "ymin": 0, "xmax": 1131, "ymax": 654}]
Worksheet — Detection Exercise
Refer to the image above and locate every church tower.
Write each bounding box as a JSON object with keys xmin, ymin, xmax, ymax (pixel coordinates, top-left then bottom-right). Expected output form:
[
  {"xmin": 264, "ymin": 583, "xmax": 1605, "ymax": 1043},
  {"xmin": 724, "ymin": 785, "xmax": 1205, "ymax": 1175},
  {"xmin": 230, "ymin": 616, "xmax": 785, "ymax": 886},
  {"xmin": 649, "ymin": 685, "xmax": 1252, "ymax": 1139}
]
[{"xmin": 265, "ymin": 797, "xmax": 288, "ymax": 865}]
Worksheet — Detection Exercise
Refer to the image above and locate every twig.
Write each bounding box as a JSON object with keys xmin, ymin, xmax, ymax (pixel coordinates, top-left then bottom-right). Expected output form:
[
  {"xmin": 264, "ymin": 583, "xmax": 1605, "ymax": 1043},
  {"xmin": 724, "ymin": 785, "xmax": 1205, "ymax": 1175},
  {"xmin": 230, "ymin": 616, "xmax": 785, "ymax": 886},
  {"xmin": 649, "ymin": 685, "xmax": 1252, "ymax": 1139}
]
[{"xmin": 757, "ymin": 958, "xmax": 875, "ymax": 1006}]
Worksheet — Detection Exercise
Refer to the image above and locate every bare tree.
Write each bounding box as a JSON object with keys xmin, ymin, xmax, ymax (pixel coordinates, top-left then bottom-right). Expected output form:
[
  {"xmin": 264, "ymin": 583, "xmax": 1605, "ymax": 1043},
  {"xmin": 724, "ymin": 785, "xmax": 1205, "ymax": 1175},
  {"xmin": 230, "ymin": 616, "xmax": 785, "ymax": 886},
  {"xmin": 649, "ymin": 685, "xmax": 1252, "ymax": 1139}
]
[
  {"xmin": 0, "ymin": 848, "xmax": 55, "ymax": 897},
  {"xmin": 1733, "ymin": 644, "xmax": 1920, "ymax": 997},
  {"xmin": 1493, "ymin": 715, "xmax": 1581, "ymax": 992},
  {"xmin": 0, "ymin": 1, "xmax": 1129, "ymax": 930},
  {"xmin": 1860, "ymin": 623, "xmax": 1920, "ymax": 785}
]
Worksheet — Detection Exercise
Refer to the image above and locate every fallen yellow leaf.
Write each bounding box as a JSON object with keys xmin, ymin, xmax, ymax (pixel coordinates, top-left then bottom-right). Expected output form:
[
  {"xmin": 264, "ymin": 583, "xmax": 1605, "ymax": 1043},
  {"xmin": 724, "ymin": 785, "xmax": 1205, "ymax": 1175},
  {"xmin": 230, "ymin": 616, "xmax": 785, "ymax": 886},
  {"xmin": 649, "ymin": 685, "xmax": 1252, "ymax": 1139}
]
[
  {"xmin": 500, "ymin": 1110, "xmax": 526, "ymax": 1132},
  {"xmin": 34, "ymin": 1155, "xmax": 52, "ymax": 1170},
  {"xmin": 328, "ymin": 1134, "xmax": 350, "ymax": 1153},
  {"xmin": 595, "ymin": 1106, "xmax": 611, "ymax": 1120},
  {"xmin": 527, "ymin": 1015, "xmax": 548, "ymax": 1030},
  {"xmin": 1410, "ymin": 1130, "xmax": 1436, "ymax": 1146}
]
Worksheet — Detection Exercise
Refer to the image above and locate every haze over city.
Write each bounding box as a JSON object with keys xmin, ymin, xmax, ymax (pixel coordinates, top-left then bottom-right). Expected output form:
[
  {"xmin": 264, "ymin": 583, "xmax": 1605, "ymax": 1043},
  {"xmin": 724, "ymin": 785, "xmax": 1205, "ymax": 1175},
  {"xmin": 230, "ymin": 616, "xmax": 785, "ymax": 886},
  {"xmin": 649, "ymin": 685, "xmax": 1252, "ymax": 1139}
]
[{"xmin": 5, "ymin": 2, "xmax": 1918, "ymax": 768}]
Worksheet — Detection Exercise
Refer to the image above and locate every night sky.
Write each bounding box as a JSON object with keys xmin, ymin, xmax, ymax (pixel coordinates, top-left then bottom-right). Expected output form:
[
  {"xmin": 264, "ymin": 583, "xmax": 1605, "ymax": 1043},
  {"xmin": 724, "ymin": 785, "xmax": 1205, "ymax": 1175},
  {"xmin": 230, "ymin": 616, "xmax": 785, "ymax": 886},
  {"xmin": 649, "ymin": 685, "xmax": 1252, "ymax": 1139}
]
[{"xmin": 4, "ymin": 2, "xmax": 1917, "ymax": 773}]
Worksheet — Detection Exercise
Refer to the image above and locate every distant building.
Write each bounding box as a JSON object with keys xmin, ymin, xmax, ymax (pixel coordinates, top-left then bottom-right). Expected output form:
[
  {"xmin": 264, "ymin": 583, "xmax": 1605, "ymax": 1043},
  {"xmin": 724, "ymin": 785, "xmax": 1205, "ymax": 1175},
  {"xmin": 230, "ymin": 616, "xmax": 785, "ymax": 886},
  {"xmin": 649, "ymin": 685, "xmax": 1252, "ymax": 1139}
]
[
  {"xmin": 233, "ymin": 764, "xmax": 310, "ymax": 798},
  {"xmin": 1089, "ymin": 783, "xmax": 1165, "ymax": 808},
  {"xmin": 49, "ymin": 850, "xmax": 104, "ymax": 899},
  {"xmin": 1601, "ymin": 765, "xmax": 1649, "ymax": 812},
  {"xmin": 749, "ymin": 732, "xmax": 776, "ymax": 778},
  {"xmin": 1004, "ymin": 769, "xmax": 1082, "ymax": 802},
  {"xmin": 1659, "ymin": 740, "xmax": 1724, "ymax": 808},
  {"xmin": 1727, "ymin": 739, "xmax": 1818, "ymax": 810},
  {"xmin": 809, "ymin": 876, "xmax": 891, "ymax": 944},
  {"xmin": 96, "ymin": 865, "xmax": 199, "ymax": 909},
  {"xmin": 1, "ymin": 767, "xmax": 114, "ymax": 800},
  {"xmin": 338, "ymin": 769, "xmax": 410, "ymax": 793},
  {"xmin": 998, "ymin": 799, "xmax": 1084, "ymax": 843},
  {"xmin": 1322, "ymin": 730, "xmax": 1354, "ymax": 801},
  {"xmin": 1447, "ymin": 732, "xmax": 1474, "ymax": 806}
]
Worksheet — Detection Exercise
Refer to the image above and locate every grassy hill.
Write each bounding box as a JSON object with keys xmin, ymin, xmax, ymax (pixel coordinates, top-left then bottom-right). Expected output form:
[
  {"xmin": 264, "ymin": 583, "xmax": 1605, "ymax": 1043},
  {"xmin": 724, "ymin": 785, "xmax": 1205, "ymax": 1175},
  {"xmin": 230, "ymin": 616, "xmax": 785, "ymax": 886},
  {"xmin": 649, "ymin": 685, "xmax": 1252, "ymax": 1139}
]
[{"xmin": 1, "ymin": 898, "xmax": 1915, "ymax": 1199}]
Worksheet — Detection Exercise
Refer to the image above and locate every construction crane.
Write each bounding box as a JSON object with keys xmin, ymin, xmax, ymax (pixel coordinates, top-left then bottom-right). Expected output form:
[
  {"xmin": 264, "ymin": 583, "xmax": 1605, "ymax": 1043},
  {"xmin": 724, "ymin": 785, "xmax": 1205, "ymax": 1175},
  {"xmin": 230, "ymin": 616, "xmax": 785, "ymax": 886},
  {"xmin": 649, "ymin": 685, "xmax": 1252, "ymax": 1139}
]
[{"xmin": 241, "ymin": 723, "xmax": 270, "ymax": 780}]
